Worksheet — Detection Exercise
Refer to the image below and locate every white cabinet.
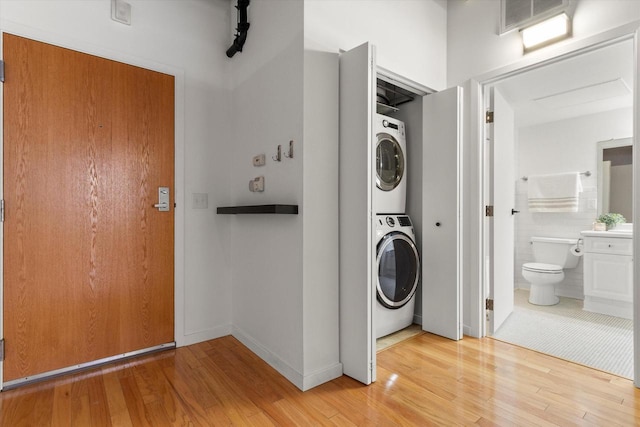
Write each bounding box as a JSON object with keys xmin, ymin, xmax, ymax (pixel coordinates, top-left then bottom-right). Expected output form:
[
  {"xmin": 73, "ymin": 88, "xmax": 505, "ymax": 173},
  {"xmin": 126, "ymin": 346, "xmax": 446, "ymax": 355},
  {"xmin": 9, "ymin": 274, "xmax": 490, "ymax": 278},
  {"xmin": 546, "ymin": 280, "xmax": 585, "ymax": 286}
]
[{"xmin": 581, "ymin": 232, "xmax": 633, "ymax": 319}]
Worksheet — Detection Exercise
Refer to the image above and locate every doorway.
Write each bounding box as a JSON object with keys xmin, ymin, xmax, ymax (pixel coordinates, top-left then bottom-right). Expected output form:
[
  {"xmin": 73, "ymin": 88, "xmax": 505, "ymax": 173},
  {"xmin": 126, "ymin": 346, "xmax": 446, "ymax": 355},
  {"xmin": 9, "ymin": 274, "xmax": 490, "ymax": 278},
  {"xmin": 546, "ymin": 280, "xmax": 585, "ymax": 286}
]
[
  {"xmin": 484, "ymin": 37, "xmax": 634, "ymax": 379},
  {"xmin": 2, "ymin": 34, "xmax": 176, "ymax": 386}
]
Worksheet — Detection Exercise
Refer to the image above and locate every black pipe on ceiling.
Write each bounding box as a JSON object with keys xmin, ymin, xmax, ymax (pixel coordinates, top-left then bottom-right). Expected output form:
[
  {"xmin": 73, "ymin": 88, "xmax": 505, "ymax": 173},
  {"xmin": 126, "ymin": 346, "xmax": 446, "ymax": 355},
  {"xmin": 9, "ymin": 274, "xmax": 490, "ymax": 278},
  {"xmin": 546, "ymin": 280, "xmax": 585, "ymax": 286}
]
[{"xmin": 226, "ymin": 0, "xmax": 250, "ymax": 58}]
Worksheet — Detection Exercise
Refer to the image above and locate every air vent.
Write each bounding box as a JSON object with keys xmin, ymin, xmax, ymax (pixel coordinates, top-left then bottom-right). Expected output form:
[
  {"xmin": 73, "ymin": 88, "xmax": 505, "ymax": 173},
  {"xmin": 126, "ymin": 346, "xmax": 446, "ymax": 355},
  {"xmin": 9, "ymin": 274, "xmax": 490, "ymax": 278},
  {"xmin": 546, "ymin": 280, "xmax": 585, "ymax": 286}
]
[
  {"xmin": 501, "ymin": 0, "xmax": 567, "ymax": 34},
  {"xmin": 376, "ymin": 78, "xmax": 416, "ymax": 115}
]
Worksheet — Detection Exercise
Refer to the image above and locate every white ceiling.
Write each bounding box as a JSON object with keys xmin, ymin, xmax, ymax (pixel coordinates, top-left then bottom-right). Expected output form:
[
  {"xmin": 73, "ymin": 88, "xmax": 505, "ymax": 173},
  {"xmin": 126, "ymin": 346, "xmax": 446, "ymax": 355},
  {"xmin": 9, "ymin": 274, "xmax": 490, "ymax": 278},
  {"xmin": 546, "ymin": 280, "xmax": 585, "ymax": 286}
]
[{"xmin": 493, "ymin": 39, "xmax": 634, "ymax": 128}]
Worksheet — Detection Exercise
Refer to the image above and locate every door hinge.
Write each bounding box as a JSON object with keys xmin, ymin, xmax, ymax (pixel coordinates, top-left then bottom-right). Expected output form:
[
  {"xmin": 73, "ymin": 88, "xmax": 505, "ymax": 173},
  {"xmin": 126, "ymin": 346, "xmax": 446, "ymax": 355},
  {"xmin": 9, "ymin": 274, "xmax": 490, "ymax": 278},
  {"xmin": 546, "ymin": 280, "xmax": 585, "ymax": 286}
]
[
  {"xmin": 1, "ymin": 199, "xmax": 5, "ymax": 222},
  {"xmin": 485, "ymin": 111, "xmax": 494, "ymax": 123},
  {"xmin": 486, "ymin": 298, "xmax": 494, "ymax": 311},
  {"xmin": 485, "ymin": 205, "xmax": 494, "ymax": 217},
  {"xmin": 0, "ymin": 60, "xmax": 4, "ymax": 83},
  {"xmin": 0, "ymin": 339, "xmax": 4, "ymax": 362}
]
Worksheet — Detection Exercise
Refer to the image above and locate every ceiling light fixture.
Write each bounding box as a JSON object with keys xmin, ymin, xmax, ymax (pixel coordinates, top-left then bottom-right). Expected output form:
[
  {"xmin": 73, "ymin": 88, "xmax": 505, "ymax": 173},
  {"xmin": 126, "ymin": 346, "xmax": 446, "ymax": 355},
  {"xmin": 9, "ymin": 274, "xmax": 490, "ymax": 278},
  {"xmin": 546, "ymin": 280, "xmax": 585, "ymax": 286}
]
[{"xmin": 521, "ymin": 13, "xmax": 571, "ymax": 53}]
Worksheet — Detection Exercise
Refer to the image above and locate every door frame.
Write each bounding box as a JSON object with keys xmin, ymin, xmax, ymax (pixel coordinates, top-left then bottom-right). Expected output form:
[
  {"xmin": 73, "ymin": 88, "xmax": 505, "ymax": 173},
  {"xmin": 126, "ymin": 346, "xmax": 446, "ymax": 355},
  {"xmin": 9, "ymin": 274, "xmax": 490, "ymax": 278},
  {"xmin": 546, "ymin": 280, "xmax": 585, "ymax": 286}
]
[
  {"xmin": 473, "ymin": 21, "xmax": 640, "ymax": 387},
  {"xmin": 0, "ymin": 24, "xmax": 186, "ymax": 389}
]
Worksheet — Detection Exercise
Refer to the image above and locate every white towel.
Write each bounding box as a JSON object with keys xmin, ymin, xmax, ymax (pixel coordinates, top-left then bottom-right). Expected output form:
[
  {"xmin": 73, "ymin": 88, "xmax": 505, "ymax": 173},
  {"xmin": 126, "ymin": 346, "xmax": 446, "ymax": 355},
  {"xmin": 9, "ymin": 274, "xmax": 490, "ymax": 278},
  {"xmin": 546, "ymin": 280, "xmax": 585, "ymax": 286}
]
[{"xmin": 528, "ymin": 172, "xmax": 583, "ymax": 212}]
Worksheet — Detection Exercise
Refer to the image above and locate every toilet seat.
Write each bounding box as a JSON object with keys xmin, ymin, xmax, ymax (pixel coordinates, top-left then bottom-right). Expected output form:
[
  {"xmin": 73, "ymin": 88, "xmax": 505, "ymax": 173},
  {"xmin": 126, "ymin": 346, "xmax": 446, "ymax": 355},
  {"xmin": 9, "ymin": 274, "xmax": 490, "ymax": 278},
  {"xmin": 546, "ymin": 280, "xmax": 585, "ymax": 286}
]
[{"xmin": 522, "ymin": 262, "xmax": 563, "ymax": 274}]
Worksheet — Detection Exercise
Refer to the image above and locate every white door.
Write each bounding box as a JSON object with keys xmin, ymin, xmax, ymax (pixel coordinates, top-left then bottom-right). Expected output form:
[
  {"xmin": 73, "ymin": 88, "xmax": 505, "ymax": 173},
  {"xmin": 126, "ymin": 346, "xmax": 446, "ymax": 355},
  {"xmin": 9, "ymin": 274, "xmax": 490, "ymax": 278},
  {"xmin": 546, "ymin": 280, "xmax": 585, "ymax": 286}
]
[
  {"xmin": 488, "ymin": 87, "xmax": 516, "ymax": 333},
  {"xmin": 338, "ymin": 42, "xmax": 376, "ymax": 384},
  {"xmin": 422, "ymin": 86, "xmax": 464, "ymax": 340}
]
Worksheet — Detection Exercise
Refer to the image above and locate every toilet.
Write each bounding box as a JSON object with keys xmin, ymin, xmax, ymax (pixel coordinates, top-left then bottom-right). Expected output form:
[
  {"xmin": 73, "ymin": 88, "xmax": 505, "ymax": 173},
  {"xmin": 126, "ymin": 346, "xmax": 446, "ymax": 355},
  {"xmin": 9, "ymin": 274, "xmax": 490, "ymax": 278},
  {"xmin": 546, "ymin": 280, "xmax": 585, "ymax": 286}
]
[{"xmin": 522, "ymin": 237, "xmax": 580, "ymax": 306}]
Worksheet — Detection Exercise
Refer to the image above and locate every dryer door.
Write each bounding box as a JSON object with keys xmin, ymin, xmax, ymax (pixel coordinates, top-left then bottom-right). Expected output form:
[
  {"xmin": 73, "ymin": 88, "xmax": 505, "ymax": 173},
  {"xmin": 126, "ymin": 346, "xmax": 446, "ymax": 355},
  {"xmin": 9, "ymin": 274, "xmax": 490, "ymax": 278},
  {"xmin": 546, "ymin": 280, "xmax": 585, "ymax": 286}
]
[
  {"xmin": 376, "ymin": 231, "xmax": 420, "ymax": 308},
  {"xmin": 376, "ymin": 133, "xmax": 405, "ymax": 191}
]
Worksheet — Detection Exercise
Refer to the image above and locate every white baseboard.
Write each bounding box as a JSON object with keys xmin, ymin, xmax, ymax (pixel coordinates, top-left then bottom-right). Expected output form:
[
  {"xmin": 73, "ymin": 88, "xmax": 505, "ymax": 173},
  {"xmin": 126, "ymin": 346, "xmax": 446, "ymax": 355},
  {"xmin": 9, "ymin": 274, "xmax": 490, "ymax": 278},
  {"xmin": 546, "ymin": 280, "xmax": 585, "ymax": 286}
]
[
  {"xmin": 463, "ymin": 324, "xmax": 473, "ymax": 337},
  {"xmin": 177, "ymin": 323, "xmax": 232, "ymax": 347},
  {"xmin": 232, "ymin": 326, "xmax": 342, "ymax": 391},
  {"xmin": 302, "ymin": 362, "xmax": 343, "ymax": 391}
]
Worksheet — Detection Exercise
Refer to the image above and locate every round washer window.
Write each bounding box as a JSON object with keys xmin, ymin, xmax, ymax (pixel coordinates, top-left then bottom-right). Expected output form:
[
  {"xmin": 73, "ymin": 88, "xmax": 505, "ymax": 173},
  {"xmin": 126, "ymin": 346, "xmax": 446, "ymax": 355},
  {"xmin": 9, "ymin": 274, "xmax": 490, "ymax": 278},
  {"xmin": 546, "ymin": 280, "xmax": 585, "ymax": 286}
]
[
  {"xmin": 376, "ymin": 133, "xmax": 405, "ymax": 192},
  {"xmin": 376, "ymin": 231, "xmax": 419, "ymax": 309}
]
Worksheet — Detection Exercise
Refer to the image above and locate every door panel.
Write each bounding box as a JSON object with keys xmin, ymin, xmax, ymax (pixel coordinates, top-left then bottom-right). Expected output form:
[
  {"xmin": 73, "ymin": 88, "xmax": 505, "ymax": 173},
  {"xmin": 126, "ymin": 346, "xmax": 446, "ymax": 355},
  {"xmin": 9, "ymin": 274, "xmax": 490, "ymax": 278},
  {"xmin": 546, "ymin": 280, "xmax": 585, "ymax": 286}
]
[
  {"xmin": 338, "ymin": 42, "xmax": 375, "ymax": 385},
  {"xmin": 3, "ymin": 34, "xmax": 174, "ymax": 382},
  {"xmin": 490, "ymin": 88, "xmax": 515, "ymax": 333},
  {"xmin": 421, "ymin": 86, "xmax": 463, "ymax": 340}
]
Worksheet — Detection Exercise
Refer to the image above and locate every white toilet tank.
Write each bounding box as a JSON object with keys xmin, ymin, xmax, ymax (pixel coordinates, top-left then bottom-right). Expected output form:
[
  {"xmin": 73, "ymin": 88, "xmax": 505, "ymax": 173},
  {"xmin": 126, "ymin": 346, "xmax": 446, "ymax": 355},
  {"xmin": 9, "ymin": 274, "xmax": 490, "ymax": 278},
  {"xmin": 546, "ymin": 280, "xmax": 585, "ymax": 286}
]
[{"xmin": 531, "ymin": 237, "xmax": 580, "ymax": 268}]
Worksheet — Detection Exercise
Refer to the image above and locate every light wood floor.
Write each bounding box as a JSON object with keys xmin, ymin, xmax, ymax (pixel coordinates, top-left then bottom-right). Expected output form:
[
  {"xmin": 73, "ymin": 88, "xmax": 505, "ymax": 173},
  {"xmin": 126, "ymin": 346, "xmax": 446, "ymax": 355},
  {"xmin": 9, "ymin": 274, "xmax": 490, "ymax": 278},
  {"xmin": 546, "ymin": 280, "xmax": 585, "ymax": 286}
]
[{"xmin": 1, "ymin": 332, "xmax": 640, "ymax": 426}]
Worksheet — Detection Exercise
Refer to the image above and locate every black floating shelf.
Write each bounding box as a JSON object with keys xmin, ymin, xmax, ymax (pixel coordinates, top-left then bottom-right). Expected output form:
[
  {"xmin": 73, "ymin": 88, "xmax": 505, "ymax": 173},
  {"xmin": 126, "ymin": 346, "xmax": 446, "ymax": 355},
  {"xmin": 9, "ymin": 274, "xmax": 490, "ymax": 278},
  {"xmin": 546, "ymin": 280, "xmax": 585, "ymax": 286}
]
[{"xmin": 216, "ymin": 204, "xmax": 299, "ymax": 215}]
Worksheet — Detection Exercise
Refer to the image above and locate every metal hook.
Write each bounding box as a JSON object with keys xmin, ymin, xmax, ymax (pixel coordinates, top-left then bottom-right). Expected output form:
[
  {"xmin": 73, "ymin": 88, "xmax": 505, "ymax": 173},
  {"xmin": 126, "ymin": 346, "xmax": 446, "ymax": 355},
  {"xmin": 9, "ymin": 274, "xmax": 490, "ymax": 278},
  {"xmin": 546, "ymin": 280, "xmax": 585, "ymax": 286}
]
[
  {"xmin": 272, "ymin": 144, "xmax": 282, "ymax": 162},
  {"xmin": 284, "ymin": 140, "xmax": 294, "ymax": 159}
]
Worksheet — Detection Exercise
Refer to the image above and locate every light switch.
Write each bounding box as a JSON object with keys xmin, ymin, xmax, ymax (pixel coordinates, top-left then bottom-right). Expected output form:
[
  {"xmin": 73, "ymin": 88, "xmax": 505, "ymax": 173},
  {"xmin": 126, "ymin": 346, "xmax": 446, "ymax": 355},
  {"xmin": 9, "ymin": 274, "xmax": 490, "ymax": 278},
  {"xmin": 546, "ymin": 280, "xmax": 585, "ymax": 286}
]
[{"xmin": 111, "ymin": 0, "xmax": 132, "ymax": 25}]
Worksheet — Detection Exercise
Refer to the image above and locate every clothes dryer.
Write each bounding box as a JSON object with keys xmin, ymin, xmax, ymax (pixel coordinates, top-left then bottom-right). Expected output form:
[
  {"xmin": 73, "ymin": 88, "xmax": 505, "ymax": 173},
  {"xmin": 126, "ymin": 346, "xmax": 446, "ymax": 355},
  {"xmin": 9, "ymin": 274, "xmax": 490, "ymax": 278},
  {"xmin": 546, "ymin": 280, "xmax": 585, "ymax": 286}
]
[
  {"xmin": 375, "ymin": 114, "xmax": 407, "ymax": 214},
  {"xmin": 375, "ymin": 214, "xmax": 420, "ymax": 339}
]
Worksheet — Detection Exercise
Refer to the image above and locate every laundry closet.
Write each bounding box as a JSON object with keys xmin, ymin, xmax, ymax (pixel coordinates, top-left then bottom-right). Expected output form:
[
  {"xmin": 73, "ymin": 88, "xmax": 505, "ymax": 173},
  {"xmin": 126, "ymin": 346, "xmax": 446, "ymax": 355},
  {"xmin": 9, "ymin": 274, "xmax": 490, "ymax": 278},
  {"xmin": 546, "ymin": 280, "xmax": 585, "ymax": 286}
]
[
  {"xmin": 339, "ymin": 42, "xmax": 463, "ymax": 385},
  {"xmin": 374, "ymin": 74, "xmax": 426, "ymax": 339}
]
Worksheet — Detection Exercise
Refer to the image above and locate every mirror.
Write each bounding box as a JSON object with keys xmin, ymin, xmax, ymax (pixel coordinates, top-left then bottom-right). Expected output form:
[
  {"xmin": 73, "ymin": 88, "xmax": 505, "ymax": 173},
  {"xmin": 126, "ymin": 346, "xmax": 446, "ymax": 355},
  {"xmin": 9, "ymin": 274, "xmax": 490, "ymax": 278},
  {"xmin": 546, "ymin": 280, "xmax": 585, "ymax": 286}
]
[{"xmin": 597, "ymin": 137, "xmax": 633, "ymax": 219}]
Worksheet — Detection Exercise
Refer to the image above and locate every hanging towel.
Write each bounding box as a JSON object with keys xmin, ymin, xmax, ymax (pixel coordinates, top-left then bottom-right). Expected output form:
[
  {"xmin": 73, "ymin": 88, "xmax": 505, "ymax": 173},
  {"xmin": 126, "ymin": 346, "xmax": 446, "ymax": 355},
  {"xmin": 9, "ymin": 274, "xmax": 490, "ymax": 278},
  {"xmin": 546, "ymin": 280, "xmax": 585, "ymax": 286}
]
[{"xmin": 528, "ymin": 172, "xmax": 583, "ymax": 212}]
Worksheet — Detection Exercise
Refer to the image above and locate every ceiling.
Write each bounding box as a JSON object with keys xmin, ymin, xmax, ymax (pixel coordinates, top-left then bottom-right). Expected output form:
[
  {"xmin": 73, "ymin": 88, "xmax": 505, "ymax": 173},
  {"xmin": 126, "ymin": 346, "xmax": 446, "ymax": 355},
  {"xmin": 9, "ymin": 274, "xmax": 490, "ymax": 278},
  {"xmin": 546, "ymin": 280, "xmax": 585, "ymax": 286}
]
[{"xmin": 493, "ymin": 38, "xmax": 634, "ymax": 128}]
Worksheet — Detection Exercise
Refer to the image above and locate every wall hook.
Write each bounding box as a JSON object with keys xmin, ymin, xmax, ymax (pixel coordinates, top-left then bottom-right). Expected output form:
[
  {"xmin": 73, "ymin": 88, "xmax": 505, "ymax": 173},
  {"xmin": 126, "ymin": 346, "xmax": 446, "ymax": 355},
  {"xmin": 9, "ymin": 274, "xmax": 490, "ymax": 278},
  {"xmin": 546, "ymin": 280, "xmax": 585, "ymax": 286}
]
[
  {"xmin": 272, "ymin": 144, "xmax": 282, "ymax": 162},
  {"xmin": 284, "ymin": 140, "xmax": 294, "ymax": 159}
]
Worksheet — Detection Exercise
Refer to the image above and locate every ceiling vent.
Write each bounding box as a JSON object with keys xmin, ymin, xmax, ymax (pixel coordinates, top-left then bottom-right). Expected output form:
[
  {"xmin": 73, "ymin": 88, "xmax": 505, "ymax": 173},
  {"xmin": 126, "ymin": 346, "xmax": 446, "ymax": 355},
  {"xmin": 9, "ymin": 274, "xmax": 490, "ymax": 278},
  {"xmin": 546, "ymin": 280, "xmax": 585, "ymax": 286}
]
[{"xmin": 501, "ymin": 0, "xmax": 568, "ymax": 34}]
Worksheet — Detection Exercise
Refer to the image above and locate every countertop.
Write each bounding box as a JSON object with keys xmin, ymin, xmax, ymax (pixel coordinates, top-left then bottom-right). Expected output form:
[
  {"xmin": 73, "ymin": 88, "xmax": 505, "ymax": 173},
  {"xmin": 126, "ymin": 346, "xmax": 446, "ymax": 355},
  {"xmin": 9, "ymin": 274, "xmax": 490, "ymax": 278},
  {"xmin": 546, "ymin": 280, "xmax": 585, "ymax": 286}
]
[{"xmin": 580, "ymin": 230, "xmax": 633, "ymax": 238}]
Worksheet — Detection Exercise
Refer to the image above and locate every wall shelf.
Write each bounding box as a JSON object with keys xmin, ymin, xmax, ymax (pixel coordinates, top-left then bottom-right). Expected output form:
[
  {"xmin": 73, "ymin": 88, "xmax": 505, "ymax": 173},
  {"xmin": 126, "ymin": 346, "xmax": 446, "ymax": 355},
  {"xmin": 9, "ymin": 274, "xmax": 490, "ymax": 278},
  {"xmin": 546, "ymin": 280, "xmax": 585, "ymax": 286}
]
[{"xmin": 216, "ymin": 204, "xmax": 299, "ymax": 215}]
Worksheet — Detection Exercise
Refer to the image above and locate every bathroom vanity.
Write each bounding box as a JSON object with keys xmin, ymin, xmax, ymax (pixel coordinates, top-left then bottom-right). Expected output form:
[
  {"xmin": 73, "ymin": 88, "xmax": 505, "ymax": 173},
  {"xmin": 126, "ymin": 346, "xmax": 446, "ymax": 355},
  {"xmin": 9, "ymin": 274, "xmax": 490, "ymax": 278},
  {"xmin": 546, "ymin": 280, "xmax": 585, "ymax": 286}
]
[{"xmin": 581, "ymin": 229, "xmax": 633, "ymax": 319}]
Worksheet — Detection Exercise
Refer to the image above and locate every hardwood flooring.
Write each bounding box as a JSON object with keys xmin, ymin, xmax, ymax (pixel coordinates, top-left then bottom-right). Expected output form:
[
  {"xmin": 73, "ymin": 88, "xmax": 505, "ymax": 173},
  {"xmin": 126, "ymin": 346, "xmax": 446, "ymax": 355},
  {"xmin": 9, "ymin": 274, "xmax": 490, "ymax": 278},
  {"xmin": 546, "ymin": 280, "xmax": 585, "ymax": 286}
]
[{"xmin": 1, "ymin": 332, "xmax": 640, "ymax": 426}]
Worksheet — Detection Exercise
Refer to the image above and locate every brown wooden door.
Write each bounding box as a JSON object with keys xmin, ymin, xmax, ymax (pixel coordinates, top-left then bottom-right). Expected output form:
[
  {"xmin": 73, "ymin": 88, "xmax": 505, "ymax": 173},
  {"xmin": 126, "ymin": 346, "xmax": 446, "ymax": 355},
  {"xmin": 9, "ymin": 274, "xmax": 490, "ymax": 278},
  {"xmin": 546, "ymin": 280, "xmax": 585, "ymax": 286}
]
[{"xmin": 2, "ymin": 34, "xmax": 175, "ymax": 382}]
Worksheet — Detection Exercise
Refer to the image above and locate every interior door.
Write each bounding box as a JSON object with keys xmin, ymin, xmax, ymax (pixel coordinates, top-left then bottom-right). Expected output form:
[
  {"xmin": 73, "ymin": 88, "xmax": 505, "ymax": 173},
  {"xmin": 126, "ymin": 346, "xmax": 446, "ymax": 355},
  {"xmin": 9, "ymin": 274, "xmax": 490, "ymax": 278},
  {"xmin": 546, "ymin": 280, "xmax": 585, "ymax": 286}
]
[
  {"xmin": 488, "ymin": 87, "xmax": 516, "ymax": 333},
  {"xmin": 422, "ymin": 86, "xmax": 463, "ymax": 340},
  {"xmin": 338, "ymin": 42, "xmax": 376, "ymax": 384},
  {"xmin": 3, "ymin": 34, "xmax": 175, "ymax": 383}
]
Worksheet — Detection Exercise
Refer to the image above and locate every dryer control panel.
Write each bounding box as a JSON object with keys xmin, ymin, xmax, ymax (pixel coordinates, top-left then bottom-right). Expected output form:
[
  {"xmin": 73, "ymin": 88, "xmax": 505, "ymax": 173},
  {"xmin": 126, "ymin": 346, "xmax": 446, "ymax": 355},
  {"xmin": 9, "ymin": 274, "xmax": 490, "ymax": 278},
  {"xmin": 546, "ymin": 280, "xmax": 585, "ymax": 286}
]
[{"xmin": 382, "ymin": 119, "xmax": 398, "ymax": 130}]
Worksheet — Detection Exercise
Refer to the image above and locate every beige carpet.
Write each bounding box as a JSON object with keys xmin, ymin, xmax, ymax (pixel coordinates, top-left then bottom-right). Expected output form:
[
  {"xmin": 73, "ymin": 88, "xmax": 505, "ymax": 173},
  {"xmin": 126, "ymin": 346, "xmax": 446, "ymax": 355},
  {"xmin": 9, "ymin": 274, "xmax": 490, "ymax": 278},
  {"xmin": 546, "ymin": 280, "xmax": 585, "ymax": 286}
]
[
  {"xmin": 377, "ymin": 323, "xmax": 424, "ymax": 352},
  {"xmin": 492, "ymin": 289, "xmax": 633, "ymax": 379}
]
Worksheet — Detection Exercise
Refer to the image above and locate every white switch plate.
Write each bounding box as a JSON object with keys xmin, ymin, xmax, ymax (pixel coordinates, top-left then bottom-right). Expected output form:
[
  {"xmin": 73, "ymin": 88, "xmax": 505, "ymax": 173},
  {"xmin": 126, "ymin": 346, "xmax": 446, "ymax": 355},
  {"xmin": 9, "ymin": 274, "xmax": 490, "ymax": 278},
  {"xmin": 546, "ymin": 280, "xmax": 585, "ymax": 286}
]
[
  {"xmin": 111, "ymin": 0, "xmax": 132, "ymax": 25},
  {"xmin": 192, "ymin": 193, "xmax": 208, "ymax": 209}
]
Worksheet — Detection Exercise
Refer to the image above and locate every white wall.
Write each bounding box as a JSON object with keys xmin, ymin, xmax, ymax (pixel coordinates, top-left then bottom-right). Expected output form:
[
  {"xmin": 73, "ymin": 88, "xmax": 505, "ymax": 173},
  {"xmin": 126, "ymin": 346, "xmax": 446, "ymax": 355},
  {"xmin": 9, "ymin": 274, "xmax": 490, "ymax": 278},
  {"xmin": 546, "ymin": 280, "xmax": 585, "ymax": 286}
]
[
  {"xmin": 227, "ymin": 0, "xmax": 343, "ymax": 391},
  {"xmin": 228, "ymin": 0, "xmax": 306, "ymax": 386},
  {"xmin": 302, "ymin": 50, "xmax": 341, "ymax": 387},
  {"xmin": 447, "ymin": 0, "xmax": 640, "ymax": 86},
  {"xmin": 515, "ymin": 107, "xmax": 633, "ymax": 298},
  {"xmin": 304, "ymin": 0, "xmax": 447, "ymax": 91},
  {"xmin": 0, "ymin": 0, "xmax": 233, "ymax": 347}
]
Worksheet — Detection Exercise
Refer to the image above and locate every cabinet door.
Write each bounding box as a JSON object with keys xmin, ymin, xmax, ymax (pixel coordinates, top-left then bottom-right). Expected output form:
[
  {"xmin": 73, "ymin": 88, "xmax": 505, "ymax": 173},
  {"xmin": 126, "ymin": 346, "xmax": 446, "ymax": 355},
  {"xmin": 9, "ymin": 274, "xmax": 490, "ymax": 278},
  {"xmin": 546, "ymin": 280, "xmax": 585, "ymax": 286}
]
[
  {"xmin": 422, "ymin": 86, "xmax": 463, "ymax": 340},
  {"xmin": 584, "ymin": 253, "xmax": 633, "ymax": 301},
  {"xmin": 339, "ymin": 42, "xmax": 376, "ymax": 385}
]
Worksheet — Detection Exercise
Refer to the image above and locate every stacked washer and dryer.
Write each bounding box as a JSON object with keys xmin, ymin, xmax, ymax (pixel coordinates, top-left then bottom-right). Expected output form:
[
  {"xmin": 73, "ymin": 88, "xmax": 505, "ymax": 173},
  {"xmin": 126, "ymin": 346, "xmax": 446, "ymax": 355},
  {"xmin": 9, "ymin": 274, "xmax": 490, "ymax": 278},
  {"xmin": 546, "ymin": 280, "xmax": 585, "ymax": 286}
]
[{"xmin": 374, "ymin": 113, "xmax": 421, "ymax": 339}]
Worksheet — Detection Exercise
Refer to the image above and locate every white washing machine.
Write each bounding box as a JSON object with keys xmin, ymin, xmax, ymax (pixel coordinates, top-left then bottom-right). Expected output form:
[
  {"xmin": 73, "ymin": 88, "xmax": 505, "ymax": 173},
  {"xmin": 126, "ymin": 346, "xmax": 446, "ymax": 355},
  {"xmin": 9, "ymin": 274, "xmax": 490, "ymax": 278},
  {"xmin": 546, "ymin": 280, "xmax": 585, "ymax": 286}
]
[
  {"xmin": 375, "ymin": 114, "xmax": 407, "ymax": 214},
  {"xmin": 375, "ymin": 214, "xmax": 420, "ymax": 339}
]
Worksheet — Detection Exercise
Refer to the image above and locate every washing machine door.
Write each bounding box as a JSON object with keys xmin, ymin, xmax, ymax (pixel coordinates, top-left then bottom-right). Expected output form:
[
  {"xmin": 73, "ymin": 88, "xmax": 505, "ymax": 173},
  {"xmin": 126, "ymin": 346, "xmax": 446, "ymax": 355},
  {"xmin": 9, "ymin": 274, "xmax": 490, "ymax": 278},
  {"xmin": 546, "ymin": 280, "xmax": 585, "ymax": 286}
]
[
  {"xmin": 376, "ymin": 133, "xmax": 405, "ymax": 191},
  {"xmin": 376, "ymin": 231, "xmax": 420, "ymax": 309}
]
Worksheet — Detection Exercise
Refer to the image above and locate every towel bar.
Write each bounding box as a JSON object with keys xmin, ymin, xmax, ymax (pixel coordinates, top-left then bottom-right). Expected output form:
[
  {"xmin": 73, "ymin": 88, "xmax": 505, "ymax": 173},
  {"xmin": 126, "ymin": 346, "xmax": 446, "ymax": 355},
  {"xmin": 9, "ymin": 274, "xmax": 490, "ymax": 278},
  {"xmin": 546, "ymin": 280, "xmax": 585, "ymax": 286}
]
[{"xmin": 521, "ymin": 171, "xmax": 591, "ymax": 181}]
